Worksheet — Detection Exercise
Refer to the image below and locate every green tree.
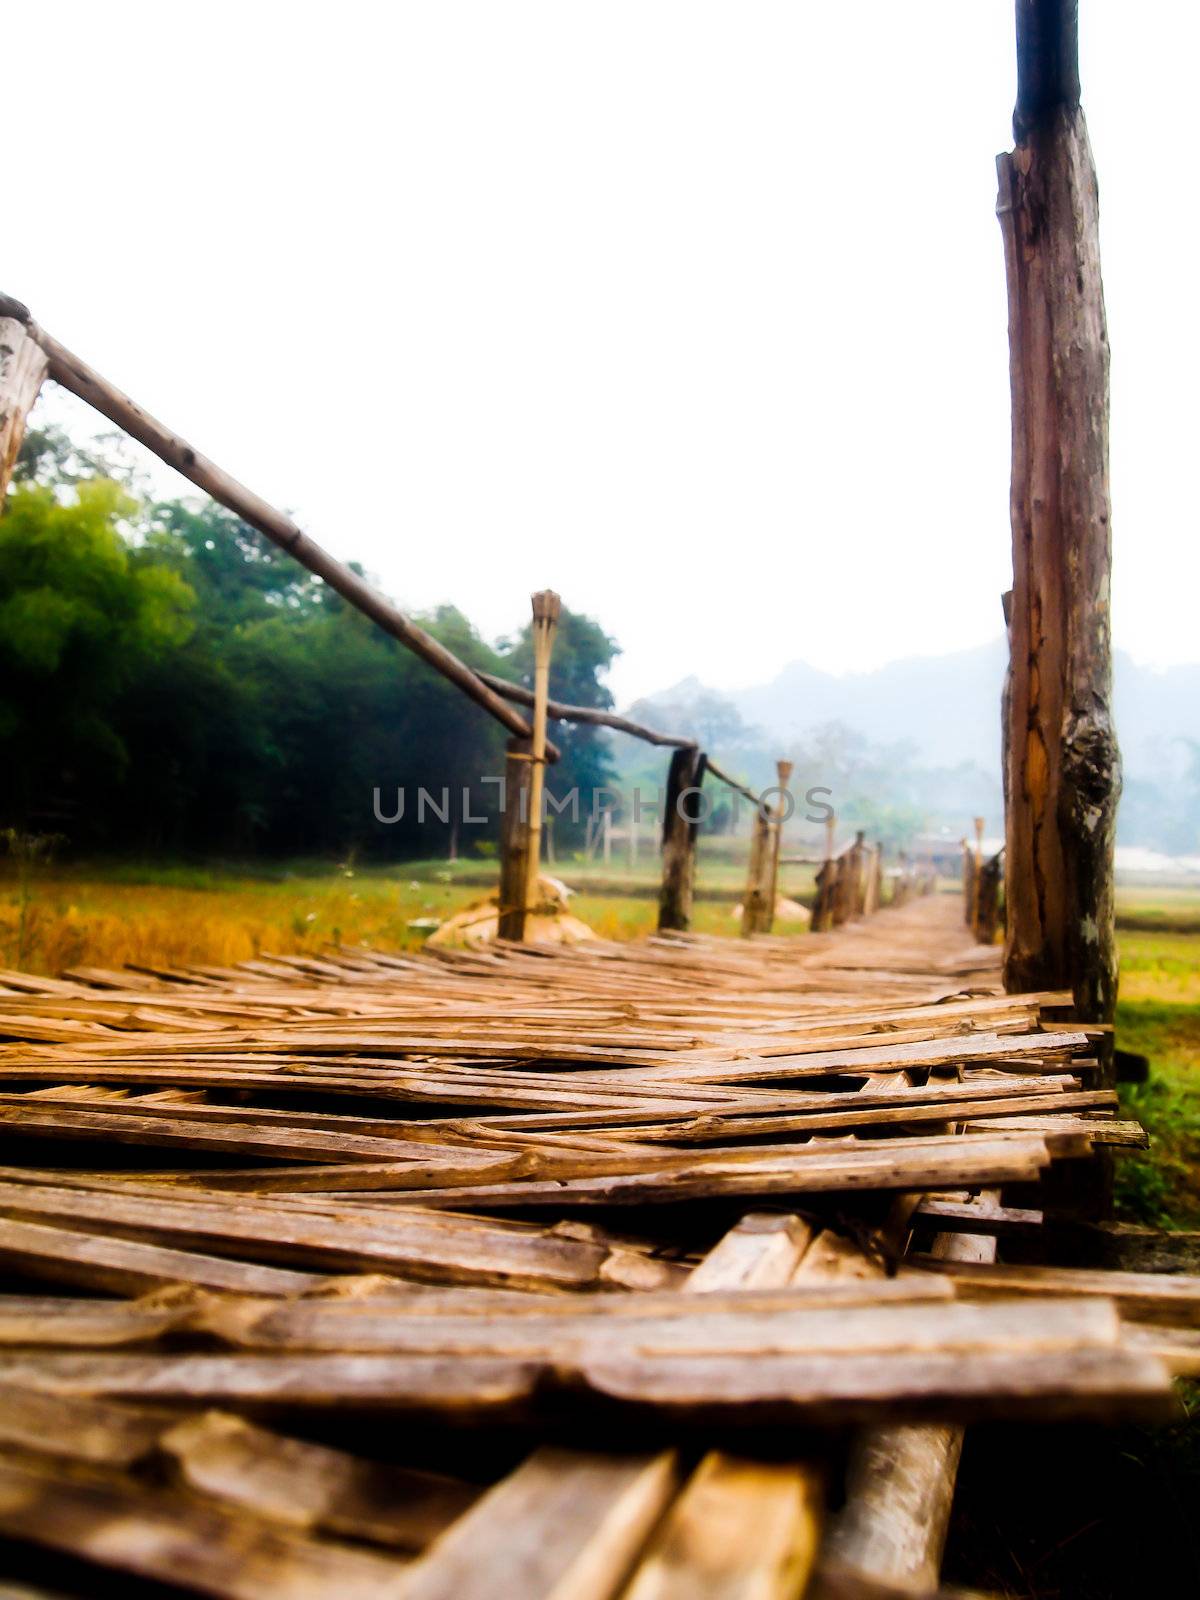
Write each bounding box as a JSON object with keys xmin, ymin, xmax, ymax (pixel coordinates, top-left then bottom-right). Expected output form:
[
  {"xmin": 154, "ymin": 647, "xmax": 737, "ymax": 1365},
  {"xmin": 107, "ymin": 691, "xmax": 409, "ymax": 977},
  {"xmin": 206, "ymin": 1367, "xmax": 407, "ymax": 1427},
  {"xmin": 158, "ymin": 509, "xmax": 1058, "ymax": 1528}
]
[
  {"xmin": 142, "ymin": 499, "xmax": 328, "ymax": 629},
  {"xmin": 0, "ymin": 482, "xmax": 194, "ymax": 829}
]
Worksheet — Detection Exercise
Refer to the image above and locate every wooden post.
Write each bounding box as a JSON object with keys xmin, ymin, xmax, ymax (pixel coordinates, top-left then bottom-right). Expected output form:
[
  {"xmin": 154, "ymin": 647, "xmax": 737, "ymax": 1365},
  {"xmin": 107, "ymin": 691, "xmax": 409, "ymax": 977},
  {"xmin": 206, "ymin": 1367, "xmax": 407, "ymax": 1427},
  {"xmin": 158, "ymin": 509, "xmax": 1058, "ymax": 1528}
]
[
  {"xmin": 850, "ymin": 830, "xmax": 867, "ymax": 917},
  {"xmin": 0, "ymin": 312, "xmax": 48, "ymax": 500},
  {"xmin": 764, "ymin": 758, "xmax": 793, "ymax": 934},
  {"xmin": 522, "ymin": 590, "xmax": 561, "ymax": 924},
  {"xmin": 976, "ymin": 851, "xmax": 1004, "ymax": 945},
  {"xmin": 657, "ymin": 747, "xmax": 707, "ymax": 932},
  {"xmin": 497, "ymin": 738, "xmax": 533, "ymax": 941},
  {"xmin": 962, "ymin": 841, "xmax": 977, "ymax": 928},
  {"xmin": 998, "ymin": 0, "xmax": 1119, "ymax": 1078},
  {"xmin": 741, "ymin": 802, "xmax": 773, "ymax": 938},
  {"xmin": 862, "ymin": 844, "xmax": 882, "ymax": 917},
  {"xmin": 812, "ymin": 813, "xmax": 837, "ymax": 932}
]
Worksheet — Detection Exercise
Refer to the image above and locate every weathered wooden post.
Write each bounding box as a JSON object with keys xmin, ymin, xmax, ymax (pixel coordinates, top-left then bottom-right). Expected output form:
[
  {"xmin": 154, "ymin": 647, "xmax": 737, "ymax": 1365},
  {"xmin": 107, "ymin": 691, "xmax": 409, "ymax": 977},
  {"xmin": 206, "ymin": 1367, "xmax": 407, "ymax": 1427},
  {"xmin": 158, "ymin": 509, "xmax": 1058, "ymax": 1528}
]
[
  {"xmin": 0, "ymin": 302, "xmax": 47, "ymax": 500},
  {"xmin": 497, "ymin": 589, "xmax": 559, "ymax": 941},
  {"xmin": 862, "ymin": 843, "xmax": 882, "ymax": 917},
  {"xmin": 761, "ymin": 759, "xmax": 794, "ymax": 935},
  {"xmin": 962, "ymin": 840, "xmax": 977, "ymax": 928},
  {"xmin": 976, "ymin": 850, "xmax": 1004, "ymax": 945},
  {"xmin": 740, "ymin": 799, "xmax": 773, "ymax": 937},
  {"xmin": 657, "ymin": 747, "xmax": 707, "ymax": 932},
  {"xmin": 850, "ymin": 831, "xmax": 867, "ymax": 917},
  {"xmin": 522, "ymin": 589, "xmax": 560, "ymax": 922},
  {"xmin": 833, "ymin": 830, "xmax": 865, "ymax": 925},
  {"xmin": 812, "ymin": 813, "xmax": 837, "ymax": 932},
  {"xmin": 497, "ymin": 738, "xmax": 534, "ymax": 941},
  {"xmin": 998, "ymin": 0, "xmax": 1120, "ymax": 1078}
]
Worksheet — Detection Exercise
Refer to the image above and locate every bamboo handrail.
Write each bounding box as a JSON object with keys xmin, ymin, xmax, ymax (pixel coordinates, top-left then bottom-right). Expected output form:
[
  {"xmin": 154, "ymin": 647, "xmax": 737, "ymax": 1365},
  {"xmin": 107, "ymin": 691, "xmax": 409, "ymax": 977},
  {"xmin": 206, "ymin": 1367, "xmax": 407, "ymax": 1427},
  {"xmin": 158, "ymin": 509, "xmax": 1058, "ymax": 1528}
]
[
  {"xmin": 479, "ymin": 669, "xmax": 760, "ymax": 803},
  {"xmin": 0, "ymin": 292, "xmax": 558, "ymax": 754},
  {"xmin": 477, "ymin": 672, "xmax": 696, "ymax": 749}
]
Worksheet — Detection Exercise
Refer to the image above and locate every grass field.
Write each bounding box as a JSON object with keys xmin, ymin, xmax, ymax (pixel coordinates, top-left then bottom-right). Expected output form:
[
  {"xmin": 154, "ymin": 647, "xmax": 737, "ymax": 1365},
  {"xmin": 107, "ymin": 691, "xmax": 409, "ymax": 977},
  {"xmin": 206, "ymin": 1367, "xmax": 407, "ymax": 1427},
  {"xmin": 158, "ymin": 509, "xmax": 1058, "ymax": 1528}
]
[{"xmin": 0, "ymin": 847, "xmax": 818, "ymax": 977}]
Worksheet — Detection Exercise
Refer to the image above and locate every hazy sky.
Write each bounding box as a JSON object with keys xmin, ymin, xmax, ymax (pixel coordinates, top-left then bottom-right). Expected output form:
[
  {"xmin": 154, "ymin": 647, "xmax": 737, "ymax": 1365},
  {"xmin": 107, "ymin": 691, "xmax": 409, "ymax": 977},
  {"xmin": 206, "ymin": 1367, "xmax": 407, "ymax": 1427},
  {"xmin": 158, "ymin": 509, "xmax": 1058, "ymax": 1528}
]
[{"xmin": 9, "ymin": 3, "xmax": 1196, "ymax": 705}]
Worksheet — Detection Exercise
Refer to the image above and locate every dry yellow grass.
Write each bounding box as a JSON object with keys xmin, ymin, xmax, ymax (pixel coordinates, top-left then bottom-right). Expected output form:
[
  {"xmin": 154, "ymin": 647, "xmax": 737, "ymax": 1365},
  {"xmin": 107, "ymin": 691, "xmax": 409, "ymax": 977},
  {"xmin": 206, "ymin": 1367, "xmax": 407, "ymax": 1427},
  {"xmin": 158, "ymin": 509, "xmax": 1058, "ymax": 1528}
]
[{"xmin": 0, "ymin": 865, "xmax": 801, "ymax": 976}]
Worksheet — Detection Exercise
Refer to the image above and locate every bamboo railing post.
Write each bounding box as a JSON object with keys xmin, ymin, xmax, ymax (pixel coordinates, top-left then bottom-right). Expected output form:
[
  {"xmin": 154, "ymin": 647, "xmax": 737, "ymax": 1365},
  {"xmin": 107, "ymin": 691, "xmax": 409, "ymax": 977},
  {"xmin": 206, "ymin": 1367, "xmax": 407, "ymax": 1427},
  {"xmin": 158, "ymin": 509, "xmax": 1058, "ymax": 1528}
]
[
  {"xmin": 976, "ymin": 850, "xmax": 1004, "ymax": 945},
  {"xmin": 741, "ymin": 801, "xmax": 773, "ymax": 938},
  {"xmin": 0, "ymin": 307, "xmax": 47, "ymax": 500},
  {"xmin": 522, "ymin": 590, "xmax": 561, "ymax": 928},
  {"xmin": 962, "ymin": 840, "xmax": 977, "ymax": 928},
  {"xmin": 761, "ymin": 759, "xmax": 793, "ymax": 935},
  {"xmin": 812, "ymin": 814, "xmax": 837, "ymax": 932},
  {"xmin": 657, "ymin": 747, "xmax": 707, "ymax": 932},
  {"xmin": 496, "ymin": 738, "xmax": 534, "ymax": 941},
  {"xmin": 850, "ymin": 830, "xmax": 867, "ymax": 917},
  {"xmin": 972, "ymin": 815, "xmax": 985, "ymax": 928},
  {"xmin": 862, "ymin": 843, "xmax": 882, "ymax": 917}
]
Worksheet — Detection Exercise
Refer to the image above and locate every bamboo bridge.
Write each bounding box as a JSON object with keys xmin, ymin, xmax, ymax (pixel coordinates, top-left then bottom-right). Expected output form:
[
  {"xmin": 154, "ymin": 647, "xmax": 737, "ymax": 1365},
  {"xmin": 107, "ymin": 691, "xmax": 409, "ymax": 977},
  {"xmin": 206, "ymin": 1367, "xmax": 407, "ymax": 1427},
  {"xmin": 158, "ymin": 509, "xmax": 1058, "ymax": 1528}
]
[
  {"xmin": 0, "ymin": 2, "xmax": 1180, "ymax": 1594},
  {"xmin": 0, "ymin": 890, "xmax": 1188, "ymax": 1597}
]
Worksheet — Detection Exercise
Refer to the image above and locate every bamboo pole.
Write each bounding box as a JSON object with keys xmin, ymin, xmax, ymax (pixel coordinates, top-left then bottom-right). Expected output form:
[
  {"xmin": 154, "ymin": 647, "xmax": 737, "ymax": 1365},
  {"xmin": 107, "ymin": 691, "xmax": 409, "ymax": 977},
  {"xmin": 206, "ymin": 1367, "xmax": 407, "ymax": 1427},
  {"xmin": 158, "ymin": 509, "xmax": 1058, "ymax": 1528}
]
[
  {"xmin": 523, "ymin": 591, "xmax": 561, "ymax": 923},
  {"xmin": 762, "ymin": 760, "xmax": 793, "ymax": 936},
  {"xmin": 740, "ymin": 802, "xmax": 773, "ymax": 938},
  {"xmin": 0, "ymin": 312, "xmax": 48, "ymax": 500},
  {"xmin": 496, "ymin": 739, "xmax": 533, "ymax": 942},
  {"xmin": 0, "ymin": 293, "xmax": 544, "ymax": 748},
  {"xmin": 477, "ymin": 673, "xmax": 694, "ymax": 750}
]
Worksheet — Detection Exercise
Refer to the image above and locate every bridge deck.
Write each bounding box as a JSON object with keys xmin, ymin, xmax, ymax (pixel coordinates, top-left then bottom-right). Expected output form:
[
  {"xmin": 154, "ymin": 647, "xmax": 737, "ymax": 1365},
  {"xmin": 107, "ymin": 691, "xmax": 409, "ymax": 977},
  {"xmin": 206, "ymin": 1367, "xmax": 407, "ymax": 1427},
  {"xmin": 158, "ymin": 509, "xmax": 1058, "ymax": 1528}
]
[{"xmin": 0, "ymin": 895, "xmax": 1184, "ymax": 1597}]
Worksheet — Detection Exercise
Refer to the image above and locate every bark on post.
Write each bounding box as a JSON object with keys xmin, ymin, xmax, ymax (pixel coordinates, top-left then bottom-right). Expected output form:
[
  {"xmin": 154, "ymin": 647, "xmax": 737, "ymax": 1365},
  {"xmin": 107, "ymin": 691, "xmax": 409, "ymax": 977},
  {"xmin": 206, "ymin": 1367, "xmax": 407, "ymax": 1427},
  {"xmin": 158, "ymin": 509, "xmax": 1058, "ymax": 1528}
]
[
  {"xmin": 497, "ymin": 739, "xmax": 534, "ymax": 942},
  {"xmin": 657, "ymin": 747, "xmax": 707, "ymax": 933},
  {"xmin": 998, "ymin": 0, "xmax": 1120, "ymax": 1077},
  {"xmin": 0, "ymin": 309, "xmax": 47, "ymax": 500}
]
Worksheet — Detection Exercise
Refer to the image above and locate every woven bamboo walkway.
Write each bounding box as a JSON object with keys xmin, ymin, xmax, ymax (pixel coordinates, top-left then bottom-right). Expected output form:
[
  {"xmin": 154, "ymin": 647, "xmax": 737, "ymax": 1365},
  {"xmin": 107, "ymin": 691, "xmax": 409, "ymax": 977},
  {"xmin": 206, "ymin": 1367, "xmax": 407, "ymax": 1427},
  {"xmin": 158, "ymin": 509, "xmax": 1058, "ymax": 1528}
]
[{"xmin": 0, "ymin": 893, "xmax": 1189, "ymax": 1598}]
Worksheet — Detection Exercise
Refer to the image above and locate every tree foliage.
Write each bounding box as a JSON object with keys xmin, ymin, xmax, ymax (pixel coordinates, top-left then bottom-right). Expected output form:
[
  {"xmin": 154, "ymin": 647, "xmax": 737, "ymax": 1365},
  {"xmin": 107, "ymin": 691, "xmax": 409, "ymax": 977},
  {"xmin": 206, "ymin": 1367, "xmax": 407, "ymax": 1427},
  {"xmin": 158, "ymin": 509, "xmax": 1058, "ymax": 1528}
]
[{"xmin": 0, "ymin": 440, "xmax": 616, "ymax": 858}]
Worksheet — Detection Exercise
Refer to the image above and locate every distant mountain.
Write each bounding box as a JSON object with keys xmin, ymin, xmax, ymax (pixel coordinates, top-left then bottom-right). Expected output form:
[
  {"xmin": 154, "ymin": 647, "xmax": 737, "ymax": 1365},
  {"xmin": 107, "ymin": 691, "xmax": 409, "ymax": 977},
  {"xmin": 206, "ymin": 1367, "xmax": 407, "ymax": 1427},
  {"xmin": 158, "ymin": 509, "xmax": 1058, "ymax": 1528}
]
[{"xmin": 636, "ymin": 643, "xmax": 1200, "ymax": 782}]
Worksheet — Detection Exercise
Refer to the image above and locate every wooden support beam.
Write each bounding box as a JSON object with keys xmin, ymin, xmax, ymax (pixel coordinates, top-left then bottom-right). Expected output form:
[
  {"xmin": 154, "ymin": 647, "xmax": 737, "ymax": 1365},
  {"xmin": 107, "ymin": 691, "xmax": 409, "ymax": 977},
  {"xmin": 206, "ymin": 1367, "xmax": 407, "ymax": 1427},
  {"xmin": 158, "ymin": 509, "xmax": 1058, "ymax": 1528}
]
[
  {"xmin": 0, "ymin": 294, "xmax": 544, "ymax": 748},
  {"xmin": 0, "ymin": 309, "xmax": 48, "ymax": 500},
  {"xmin": 657, "ymin": 747, "xmax": 707, "ymax": 933},
  {"xmin": 997, "ymin": 1, "xmax": 1119, "ymax": 1074}
]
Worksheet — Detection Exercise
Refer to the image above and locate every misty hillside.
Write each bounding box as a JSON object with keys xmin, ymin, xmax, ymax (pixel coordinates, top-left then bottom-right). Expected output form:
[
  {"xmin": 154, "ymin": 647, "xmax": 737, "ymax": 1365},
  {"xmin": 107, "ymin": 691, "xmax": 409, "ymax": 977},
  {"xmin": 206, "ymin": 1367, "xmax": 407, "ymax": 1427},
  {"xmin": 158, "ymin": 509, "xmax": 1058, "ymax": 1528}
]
[
  {"xmin": 621, "ymin": 644, "xmax": 1200, "ymax": 852},
  {"xmin": 645, "ymin": 643, "xmax": 1200, "ymax": 783}
]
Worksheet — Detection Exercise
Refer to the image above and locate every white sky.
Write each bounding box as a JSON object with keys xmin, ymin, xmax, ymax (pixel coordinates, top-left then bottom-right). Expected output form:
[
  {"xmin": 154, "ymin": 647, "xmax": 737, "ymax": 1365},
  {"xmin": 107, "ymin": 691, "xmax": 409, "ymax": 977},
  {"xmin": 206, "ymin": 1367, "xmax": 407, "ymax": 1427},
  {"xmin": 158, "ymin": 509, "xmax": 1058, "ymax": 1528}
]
[{"xmin": 9, "ymin": 2, "xmax": 1196, "ymax": 704}]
